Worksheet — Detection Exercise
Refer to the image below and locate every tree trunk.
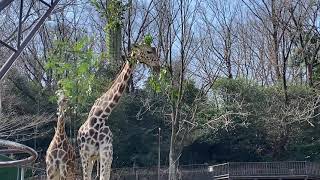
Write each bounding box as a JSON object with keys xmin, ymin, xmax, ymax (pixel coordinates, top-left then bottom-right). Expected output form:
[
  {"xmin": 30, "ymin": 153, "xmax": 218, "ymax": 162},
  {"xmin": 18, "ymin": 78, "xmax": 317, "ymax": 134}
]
[
  {"xmin": 225, "ymin": 28, "xmax": 233, "ymax": 79},
  {"xmin": 108, "ymin": 28, "xmax": 122, "ymax": 69},
  {"xmin": 168, "ymin": 125, "xmax": 179, "ymax": 180},
  {"xmin": 271, "ymin": 0, "xmax": 281, "ymax": 81},
  {"xmin": 307, "ymin": 63, "xmax": 313, "ymax": 87},
  {"xmin": 272, "ymin": 126, "xmax": 289, "ymax": 160},
  {"xmin": 168, "ymin": 110, "xmax": 180, "ymax": 180},
  {"xmin": 168, "ymin": 145, "xmax": 178, "ymax": 180}
]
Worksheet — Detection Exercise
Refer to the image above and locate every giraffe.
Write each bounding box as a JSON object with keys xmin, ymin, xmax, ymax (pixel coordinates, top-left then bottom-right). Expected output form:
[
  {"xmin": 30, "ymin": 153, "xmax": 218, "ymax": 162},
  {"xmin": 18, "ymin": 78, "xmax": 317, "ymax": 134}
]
[
  {"xmin": 46, "ymin": 90, "xmax": 76, "ymax": 180},
  {"xmin": 77, "ymin": 43, "xmax": 159, "ymax": 180}
]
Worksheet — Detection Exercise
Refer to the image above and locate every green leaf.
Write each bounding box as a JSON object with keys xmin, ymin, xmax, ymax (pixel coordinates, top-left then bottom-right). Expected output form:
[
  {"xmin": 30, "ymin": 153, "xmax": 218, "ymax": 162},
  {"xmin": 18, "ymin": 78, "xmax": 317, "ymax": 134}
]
[
  {"xmin": 62, "ymin": 63, "xmax": 72, "ymax": 70},
  {"xmin": 59, "ymin": 79, "xmax": 73, "ymax": 95},
  {"xmin": 48, "ymin": 95, "xmax": 57, "ymax": 103},
  {"xmin": 144, "ymin": 34, "xmax": 153, "ymax": 46},
  {"xmin": 45, "ymin": 61, "xmax": 55, "ymax": 70},
  {"xmin": 78, "ymin": 62, "xmax": 89, "ymax": 74},
  {"xmin": 74, "ymin": 40, "xmax": 85, "ymax": 52}
]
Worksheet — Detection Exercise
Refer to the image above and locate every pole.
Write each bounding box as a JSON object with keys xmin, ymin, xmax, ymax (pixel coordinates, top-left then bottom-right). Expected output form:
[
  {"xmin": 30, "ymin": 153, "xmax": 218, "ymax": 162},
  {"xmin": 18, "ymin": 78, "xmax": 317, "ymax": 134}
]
[
  {"xmin": 20, "ymin": 167, "xmax": 24, "ymax": 180},
  {"xmin": 16, "ymin": 167, "xmax": 19, "ymax": 180},
  {"xmin": 158, "ymin": 127, "xmax": 161, "ymax": 180},
  {"xmin": 0, "ymin": 81, "xmax": 2, "ymax": 115}
]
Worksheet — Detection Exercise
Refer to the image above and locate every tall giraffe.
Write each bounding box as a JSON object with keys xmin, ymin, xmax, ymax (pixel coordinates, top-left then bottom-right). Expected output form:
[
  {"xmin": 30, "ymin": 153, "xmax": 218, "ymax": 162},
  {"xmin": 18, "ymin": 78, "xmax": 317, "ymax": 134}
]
[
  {"xmin": 77, "ymin": 44, "xmax": 159, "ymax": 180},
  {"xmin": 46, "ymin": 91, "xmax": 76, "ymax": 180}
]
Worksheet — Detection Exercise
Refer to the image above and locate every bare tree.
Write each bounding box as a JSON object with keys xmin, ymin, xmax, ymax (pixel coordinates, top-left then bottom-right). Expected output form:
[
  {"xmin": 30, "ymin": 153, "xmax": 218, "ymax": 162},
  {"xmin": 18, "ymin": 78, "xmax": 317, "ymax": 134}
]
[
  {"xmin": 201, "ymin": 0, "xmax": 239, "ymax": 79},
  {"xmin": 150, "ymin": 0, "xmax": 223, "ymax": 179},
  {"xmin": 0, "ymin": 113, "xmax": 55, "ymax": 142}
]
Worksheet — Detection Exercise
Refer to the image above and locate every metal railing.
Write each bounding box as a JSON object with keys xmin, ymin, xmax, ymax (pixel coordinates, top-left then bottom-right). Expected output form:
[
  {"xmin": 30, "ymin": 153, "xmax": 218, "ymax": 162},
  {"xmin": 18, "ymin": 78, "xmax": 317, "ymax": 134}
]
[
  {"xmin": 209, "ymin": 161, "xmax": 320, "ymax": 178},
  {"xmin": 0, "ymin": 139, "xmax": 38, "ymax": 180}
]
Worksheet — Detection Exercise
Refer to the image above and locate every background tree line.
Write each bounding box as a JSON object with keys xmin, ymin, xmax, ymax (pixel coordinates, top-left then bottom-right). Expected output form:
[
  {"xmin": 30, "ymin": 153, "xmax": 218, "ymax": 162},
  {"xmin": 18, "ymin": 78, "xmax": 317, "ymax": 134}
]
[{"xmin": 0, "ymin": 0, "xmax": 320, "ymax": 179}]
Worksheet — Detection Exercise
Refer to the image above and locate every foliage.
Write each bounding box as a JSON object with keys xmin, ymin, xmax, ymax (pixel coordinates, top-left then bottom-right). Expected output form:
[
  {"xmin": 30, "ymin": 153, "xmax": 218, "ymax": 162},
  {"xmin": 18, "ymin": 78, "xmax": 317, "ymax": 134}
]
[
  {"xmin": 91, "ymin": 0, "xmax": 126, "ymax": 66},
  {"xmin": 45, "ymin": 37, "xmax": 104, "ymax": 115},
  {"xmin": 109, "ymin": 92, "xmax": 170, "ymax": 167},
  {"xmin": 148, "ymin": 68, "xmax": 180, "ymax": 102},
  {"xmin": 144, "ymin": 34, "xmax": 153, "ymax": 46},
  {"xmin": 195, "ymin": 78, "xmax": 320, "ymax": 162},
  {"xmin": 91, "ymin": 0, "xmax": 126, "ymax": 30}
]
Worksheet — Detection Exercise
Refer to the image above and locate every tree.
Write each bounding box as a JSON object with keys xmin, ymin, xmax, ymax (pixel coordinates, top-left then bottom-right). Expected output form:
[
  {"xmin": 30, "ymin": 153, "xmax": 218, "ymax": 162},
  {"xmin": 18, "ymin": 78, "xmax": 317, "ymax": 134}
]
[
  {"xmin": 290, "ymin": 0, "xmax": 320, "ymax": 87},
  {"xmin": 146, "ymin": 1, "xmax": 221, "ymax": 179},
  {"xmin": 201, "ymin": 0, "xmax": 240, "ymax": 79},
  {"xmin": 206, "ymin": 78, "xmax": 320, "ymax": 160},
  {"xmin": 45, "ymin": 37, "xmax": 106, "ymax": 140}
]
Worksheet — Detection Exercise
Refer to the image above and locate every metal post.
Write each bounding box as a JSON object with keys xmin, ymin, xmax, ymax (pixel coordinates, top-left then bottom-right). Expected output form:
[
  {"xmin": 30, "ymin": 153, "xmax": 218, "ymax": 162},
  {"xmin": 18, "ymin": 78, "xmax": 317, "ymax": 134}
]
[
  {"xmin": 158, "ymin": 127, "xmax": 161, "ymax": 180},
  {"xmin": 0, "ymin": 81, "xmax": 2, "ymax": 115},
  {"xmin": 20, "ymin": 167, "xmax": 24, "ymax": 180},
  {"xmin": 135, "ymin": 168, "xmax": 138, "ymax": 180},
  {"xmin": 16, "ymin": 166, "xmax": 20, "ymax": 180}
]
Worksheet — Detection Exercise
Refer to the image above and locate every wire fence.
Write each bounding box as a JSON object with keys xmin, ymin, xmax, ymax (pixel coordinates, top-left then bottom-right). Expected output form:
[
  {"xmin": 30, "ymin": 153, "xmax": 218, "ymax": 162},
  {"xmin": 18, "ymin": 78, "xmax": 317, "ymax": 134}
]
[
  {"xmin": 10, "ymin": 161, "xmax": 320, "ymax": 180},
  {"xmin": 111, "ymin": 164, "xmax": 212, "ymax": 180},
  {"xmin": 110, "ymin": 162, "xmax": 320, "ymax": 180}
]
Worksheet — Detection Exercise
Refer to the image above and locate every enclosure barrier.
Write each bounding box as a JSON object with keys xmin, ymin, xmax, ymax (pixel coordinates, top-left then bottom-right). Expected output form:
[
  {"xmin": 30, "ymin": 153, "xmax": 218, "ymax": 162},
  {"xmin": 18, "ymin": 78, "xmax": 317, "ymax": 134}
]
[
  {"xmin": 0, "ymin": 139, "xmax": 38, "ymax": 180},
  {"xmin": 110, "ymin": 162, "xmax": 320, "ymax": 180},
  {"xmin": 209, "ymin": 161, "xmax": 320, "ymax": 179}
]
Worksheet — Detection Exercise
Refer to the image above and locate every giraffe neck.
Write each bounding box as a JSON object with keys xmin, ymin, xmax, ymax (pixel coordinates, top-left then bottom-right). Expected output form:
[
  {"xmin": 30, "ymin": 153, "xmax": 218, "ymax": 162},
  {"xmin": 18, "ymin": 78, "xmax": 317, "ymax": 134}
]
[
  {"xmin": 56, "ymin": 109, "xmax": 66, "ymax": 135},
  {"xmin": 98, "ymin": 61, "xmax": 134, "ymax": 118}
]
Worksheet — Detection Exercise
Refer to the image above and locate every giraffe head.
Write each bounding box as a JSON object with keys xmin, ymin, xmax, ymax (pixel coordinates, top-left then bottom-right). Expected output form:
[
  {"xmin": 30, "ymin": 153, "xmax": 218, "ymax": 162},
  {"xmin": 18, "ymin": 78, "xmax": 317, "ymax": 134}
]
[
  {"xmin": 131, "ymin": 43, "xmax": 160, "ymax": 72},
  {"xmin": 56, "ymin": 90, "xmax": 69, "ymax": 113}
]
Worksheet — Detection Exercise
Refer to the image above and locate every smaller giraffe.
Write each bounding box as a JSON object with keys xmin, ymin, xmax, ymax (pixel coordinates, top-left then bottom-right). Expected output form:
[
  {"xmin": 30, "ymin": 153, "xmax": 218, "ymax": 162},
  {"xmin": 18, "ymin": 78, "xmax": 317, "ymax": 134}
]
[{"xmin": 46, "ymin": 90, "xmax": 76, "ymax": 180}]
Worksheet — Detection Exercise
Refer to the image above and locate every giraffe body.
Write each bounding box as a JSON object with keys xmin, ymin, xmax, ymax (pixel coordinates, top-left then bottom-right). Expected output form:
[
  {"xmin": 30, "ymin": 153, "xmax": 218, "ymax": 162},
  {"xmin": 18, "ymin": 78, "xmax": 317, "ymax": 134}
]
[
  {"xmin": 77, "ymin": 44, "xmax": 159, "ymax": 180},
  {"xmin": 46, "ymin": 92, "xmax": 76, "ymax": 180}
]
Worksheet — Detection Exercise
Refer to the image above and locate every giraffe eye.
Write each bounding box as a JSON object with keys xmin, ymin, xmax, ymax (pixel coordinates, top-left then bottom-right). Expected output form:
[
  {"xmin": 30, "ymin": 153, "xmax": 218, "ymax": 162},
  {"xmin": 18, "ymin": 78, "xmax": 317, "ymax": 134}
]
[{"xmin": 147, "ymin": 51, "xmax": 153, "ymax": 54}]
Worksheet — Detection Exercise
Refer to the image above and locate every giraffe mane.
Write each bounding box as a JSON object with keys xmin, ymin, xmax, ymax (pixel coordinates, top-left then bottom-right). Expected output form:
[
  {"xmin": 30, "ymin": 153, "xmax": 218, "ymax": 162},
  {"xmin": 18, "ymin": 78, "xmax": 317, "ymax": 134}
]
[{"xmin": 104, "ymin": 61, "xmax": 129, "ymax": 92}]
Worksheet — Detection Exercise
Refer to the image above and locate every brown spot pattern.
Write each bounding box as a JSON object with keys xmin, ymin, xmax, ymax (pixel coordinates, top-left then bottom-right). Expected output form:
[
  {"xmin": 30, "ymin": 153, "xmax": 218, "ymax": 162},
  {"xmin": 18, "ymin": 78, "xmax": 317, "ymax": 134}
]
[
  {"xmin": 89, "ymin": 129, "xmax": 95, "ymax": 136},
  {"xmin": 105, "ymin": 107, "xmax": 111, "ymax": 113},
  {"xmin": 119, "ymin": 84, "xmax": 125, "ymax": 93},
  {"xmin": 109, "ymin": 103, "xmax": 115, "ymax": 108},
  {"xmin": 113, "ymin": 94, "xmax": 120, "ymax": 103},
  {"xmin": 99, "ymin": 134, "xmax": 105, "ymax": 141},
  {"xmin": 94, "ymin": 109, "xmax": 103, "ymax": 116},
  {"xmin": 89, "ymin": 117, "xmax": 97, "ymax": 127}
]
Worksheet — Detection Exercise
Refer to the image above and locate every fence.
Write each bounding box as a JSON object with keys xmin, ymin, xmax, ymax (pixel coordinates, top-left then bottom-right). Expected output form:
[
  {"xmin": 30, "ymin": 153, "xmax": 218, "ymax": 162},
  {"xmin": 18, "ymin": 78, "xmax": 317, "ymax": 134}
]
[
  {"xmin": 209, "ymin": 161, "xmax": 320, "ymax": 179},
  {"xmin": 0, "ymin": 139, "xmax": 38, "ymax": 180},
  {"xmin": 111, "ymin": 164, "xmax": 212, "ymax": 180},
  {"xmin": 10, "ymin": 161, "xmax": 320, "ymax": 179},
  {"xmin": 111, "ymin": 162, "xmax": 320, "ymax": 180}
]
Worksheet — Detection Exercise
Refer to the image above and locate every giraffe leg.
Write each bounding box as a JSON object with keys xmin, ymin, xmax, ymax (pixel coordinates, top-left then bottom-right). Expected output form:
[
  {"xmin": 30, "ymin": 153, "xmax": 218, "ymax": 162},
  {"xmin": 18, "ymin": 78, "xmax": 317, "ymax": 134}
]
[
  {"xmin": 99, "ymin": 147, "xmax": 113, "ymax": 180},
  {"xmin": 46, "ymin": 162, "xmax": 59, "ymax": 180},
  {"xmin": 46, "ymin": 169, "xmax": 59, "ymax": 180},
  {"xmin": 59, "ymin": 164, "xmax": 68, "ymax": 180},
  {"xmin": 66, "ymin": 162, "xmax": 76, "ymax": 180},
  {"xmin": 95, "ymin": 159, "xmax": 100, "ymax": 180},
  {"xmin": 81, "ymin": 155, "xmax": 94, "ymax": 180}
]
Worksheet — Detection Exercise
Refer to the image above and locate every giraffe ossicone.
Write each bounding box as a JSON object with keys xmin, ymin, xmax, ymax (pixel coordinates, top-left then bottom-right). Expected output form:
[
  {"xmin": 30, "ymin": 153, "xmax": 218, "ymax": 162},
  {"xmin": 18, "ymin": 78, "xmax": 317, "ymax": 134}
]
[
  {"xmin": 77, "ymin": 43, "xmax": 160, "ymax": 180},
  {"xmin": 46, "ymin": 90, "xmax": 76, "ymax": 180}
]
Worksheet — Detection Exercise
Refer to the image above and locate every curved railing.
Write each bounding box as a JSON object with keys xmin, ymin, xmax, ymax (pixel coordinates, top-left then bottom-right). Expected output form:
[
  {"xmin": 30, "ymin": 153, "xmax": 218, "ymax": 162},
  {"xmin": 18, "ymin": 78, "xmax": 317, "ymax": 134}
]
[
  {"xmin": 0, "ymin": 139, "xmax": 38, "ymax": 167},
  {"xmin": 0, "ymin": 139, "xmax": 38, "ymax": 180}
]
